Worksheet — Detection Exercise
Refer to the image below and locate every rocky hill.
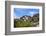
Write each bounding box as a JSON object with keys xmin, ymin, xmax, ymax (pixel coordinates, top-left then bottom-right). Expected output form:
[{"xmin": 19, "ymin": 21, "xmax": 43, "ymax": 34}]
[
  {"xmin": 20, "ymin": 13, "xmax": 39, "ymax": 22},
  {"xmin": 14, "ymin": 13, "xmax": 39, "ymax": 27}
]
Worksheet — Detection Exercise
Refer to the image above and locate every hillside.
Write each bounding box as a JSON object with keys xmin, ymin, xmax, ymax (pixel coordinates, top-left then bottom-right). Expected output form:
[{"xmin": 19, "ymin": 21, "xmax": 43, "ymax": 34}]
[{"xmin": 14, "ymin": 13, "xmax": 39, "ymax": 27}]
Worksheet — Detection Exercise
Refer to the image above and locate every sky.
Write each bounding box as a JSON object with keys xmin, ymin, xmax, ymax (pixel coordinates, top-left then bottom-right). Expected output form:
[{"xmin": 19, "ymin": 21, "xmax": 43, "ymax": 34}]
[{"xmin": 14, "ymin": 8, "xmax": 39, "ymax": 18}]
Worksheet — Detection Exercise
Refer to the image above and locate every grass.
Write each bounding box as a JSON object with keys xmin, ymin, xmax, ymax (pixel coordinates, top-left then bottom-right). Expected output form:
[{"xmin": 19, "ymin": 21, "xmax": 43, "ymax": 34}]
[{"xmin": 14, "ymin": 19, "xmax": 39, "ymax": 27}]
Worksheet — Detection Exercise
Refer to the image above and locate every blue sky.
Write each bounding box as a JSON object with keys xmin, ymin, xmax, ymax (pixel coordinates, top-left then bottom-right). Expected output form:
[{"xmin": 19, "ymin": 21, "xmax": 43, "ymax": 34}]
[{"xmin": 14, "ymin": 8, "xmax": 39, "ymax": 17}]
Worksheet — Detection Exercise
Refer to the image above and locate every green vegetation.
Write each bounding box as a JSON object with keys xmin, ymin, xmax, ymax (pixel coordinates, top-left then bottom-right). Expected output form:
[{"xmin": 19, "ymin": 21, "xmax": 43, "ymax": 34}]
[
  {"xmin": 14, "ymin": 14, "xmax": 39, "ymax": 27},
  {"xmin": 14, "ymin": 20, "xmax": 31, "ymax": 27},
  {"xmin": 14, "ymin": 19, "xmax": 39, "ymax": 27}
]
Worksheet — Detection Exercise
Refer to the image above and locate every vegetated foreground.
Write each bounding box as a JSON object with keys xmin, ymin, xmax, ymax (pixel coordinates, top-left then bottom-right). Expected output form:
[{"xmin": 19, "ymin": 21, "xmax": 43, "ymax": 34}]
[{"xmin": 14, "ymin": 13, "xmax": 39, "ymax": 28}]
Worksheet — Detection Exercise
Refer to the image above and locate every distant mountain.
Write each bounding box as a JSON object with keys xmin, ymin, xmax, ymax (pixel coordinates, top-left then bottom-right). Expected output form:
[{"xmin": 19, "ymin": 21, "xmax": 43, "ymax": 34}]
[
  {"xmin": 20, "ymin": 13, "xmax": 39, "ymax": 22},
  {"xmin": 14, "ymin": 13, "xmax": 39, "ymax": 20},
  {"xmin": 20, "ymin": 15, "xmax": 31, "ymax": 20}
]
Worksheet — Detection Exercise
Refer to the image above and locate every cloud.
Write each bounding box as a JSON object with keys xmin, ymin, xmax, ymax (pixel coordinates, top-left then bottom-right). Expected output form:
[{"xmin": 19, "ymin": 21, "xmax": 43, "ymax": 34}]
[
  {"xmin": 14, "ymin": 15, "xmax": 20, "ymax": 19},
  {"xmin": 29, "ymin": 12, "xmax": 34, "ymax": 14},
  {"xmin": 29, "ymin": 12, "xmax": 34, "ymax": 17},
  {"xmin": 29, "ymin": 12, "xmax": 39, "ymax": 17}
]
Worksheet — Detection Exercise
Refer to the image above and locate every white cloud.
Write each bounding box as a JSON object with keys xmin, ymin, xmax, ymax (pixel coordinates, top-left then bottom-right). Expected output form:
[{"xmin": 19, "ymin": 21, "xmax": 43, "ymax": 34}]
[
  {"xmin": 14, "ymin": 15, "xmax": 20, "ymax": 19},
  {"xmin": 29, "ymin": 12, "xmax": 39, "ymax": 17},
  {"xmin": 29, "ymin": 12, "xmax": 34, "ymax": 17},
  {"xmin": 30, "ymin": 12, "xmax": 34, "ymax": 14}
]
